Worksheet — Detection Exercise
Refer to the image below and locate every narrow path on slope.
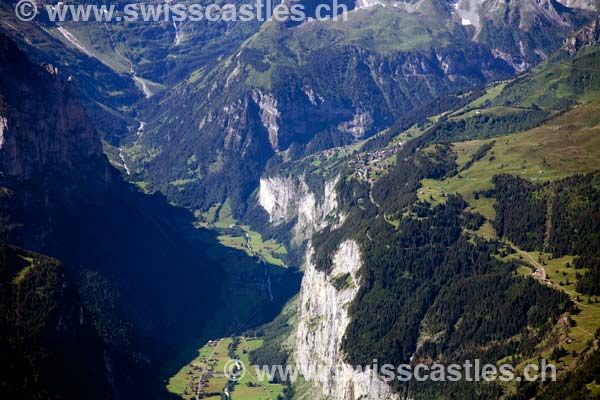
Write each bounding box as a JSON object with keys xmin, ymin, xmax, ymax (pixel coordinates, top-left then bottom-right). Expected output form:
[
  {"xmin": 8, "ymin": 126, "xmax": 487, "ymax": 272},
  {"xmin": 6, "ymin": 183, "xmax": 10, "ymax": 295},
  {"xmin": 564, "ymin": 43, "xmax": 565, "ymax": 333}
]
[{"xmin": 516, "ymin": 247, "xmax": 600, "ymax": 312}]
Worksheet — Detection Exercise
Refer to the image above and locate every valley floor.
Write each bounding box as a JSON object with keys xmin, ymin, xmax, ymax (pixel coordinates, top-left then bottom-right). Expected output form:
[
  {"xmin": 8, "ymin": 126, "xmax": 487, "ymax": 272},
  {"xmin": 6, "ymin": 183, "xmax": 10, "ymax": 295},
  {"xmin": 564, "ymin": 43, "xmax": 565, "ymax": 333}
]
[{"xmin": 168, "ymin": 337, "xmax": 285, "ymax": 400}]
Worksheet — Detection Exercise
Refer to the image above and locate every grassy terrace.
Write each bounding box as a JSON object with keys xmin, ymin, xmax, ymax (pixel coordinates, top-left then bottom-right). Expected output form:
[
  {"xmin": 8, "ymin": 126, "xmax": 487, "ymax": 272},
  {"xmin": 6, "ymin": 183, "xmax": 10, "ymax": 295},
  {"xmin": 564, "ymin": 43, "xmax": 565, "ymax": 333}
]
[
  {"xmin": 418, "ymin": 99, "xmax": 600, "ymax": 220},
  {"xmin": 12, "ymin": 255, "xmax": 34, "ymax": 285},
  {"xmin": 502, "ymin": 247, "xmax": 600, "ymax": 396},
  {"xmin": 402, "ymin": 97, "xmax": 600, "ymax": 394},
  {"xmin": 168, "ymin": 337, "xmax": 285, "ymax": 400},
  {"xmin": 218, "ymin": 229, "xmax": 287, "ymax": 268},
  {"xmin": 196, "ymin": 201, "xmax": 287, "ymax": 268}
]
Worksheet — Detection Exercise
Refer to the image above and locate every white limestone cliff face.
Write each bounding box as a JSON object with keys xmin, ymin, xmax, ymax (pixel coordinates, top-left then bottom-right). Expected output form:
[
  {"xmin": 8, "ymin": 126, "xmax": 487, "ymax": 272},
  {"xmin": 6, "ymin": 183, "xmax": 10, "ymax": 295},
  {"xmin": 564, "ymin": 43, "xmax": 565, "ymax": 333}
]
[
  {"xmin": 341, "ymin": 110, "xmax": 374, "ymax": 139},
  {"xmin": 258, "ymin": 175, "xmax": 338, "ymax": 243},
  {"xmin": 294, "ymin": 241, "xmax": 400, "ymax": 400},
  {"xmin": 258, "ymin": 174, "xmax": 399, "ymax": 398},
  {"xmin": 257, "ymin": 170, "xmax": 398, "ymax": 399},
  {"xmin": 252, "ymin": 90, "xmax": 281, "ymax": 151},
  {"xmin": 304, "ymin": 86, "xmax": 324, "ymax": 106},
  {"xmin": 452, "ymin": 0, "xmax": 485, "ymax": 31}
]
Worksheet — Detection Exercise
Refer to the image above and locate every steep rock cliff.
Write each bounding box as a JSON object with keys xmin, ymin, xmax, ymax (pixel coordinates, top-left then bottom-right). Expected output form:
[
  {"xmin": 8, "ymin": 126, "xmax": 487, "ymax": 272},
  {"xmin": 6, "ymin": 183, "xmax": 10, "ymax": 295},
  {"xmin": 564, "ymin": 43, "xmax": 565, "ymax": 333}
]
[
  {"xmin": 257, "ymin": 172, "xmax": 398, "ymax": 399},
  {"xmin": 294, "ymin": 241, "xmax": 399, "ymax": 400},
  {"xmin": 0, "ymin": 34, "xmax": 107, "ymax": 180},
  {"xmin": 566, "ymin": 15, "xmax": 600, "ymax": 53},
  {"xmin": 258, "ymin": 174, "xmax": 339, "ymax": 244}
]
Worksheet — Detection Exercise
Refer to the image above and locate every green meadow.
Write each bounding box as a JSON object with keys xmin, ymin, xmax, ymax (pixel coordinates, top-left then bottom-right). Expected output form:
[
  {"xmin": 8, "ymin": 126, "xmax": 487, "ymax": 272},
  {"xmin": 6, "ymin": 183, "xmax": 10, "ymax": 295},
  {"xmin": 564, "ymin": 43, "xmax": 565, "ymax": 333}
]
[{"xmin": 168, "ymin": 337, "xmax": 285, "ymax": 400}]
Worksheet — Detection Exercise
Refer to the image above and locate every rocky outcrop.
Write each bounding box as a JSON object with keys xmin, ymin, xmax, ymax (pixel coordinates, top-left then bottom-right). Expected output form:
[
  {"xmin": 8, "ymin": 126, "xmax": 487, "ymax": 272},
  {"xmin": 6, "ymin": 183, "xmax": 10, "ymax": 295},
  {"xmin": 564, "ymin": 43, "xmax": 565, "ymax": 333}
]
[
  {"xmin": 135, "ymin": 3, "xmax": 528, "ymax": 213},
  {"xmin": 452, "ymin": 0, "xmax": 484, "ymax": 30},
  {"xmin": 0, "ymin": 116, "xmax": 7, "ymax": 150},
  {"xmin": 565, "ymin": 16, "xmax": 600, "ymax": 53},
  {"xmin": 294, "ymin": 241, "xmax": 400, "ymax": 400},
  {"xmin": 557, "ymin": 0, "xmax": 600, "ymax": 10},
  {"xmin": 258, "ymin": 172, "xmax": 398, "ymax": 399},
  {"xmin": 0, "ymin": 34, "xmax": 106, "ymax": 180},
  {"xmin": 471, "ymin": 0, "xmax": 598, "ymax": 70},
  {"xmin": 341, "ymin": 109, "xmax": 374, "ymax": 139},
  {"xmin": 258, "ymin": 174, "xmax": 338, "ymax": 243},
  {"xmin": 252, "ymin": 90, "xmax": 281, "ymax": 151}
]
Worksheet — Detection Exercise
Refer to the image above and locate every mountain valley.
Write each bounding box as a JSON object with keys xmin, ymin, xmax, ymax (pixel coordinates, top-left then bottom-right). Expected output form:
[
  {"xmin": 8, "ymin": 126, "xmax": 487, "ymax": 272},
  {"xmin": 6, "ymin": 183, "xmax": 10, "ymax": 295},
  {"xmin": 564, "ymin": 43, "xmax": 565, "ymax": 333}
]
[{"xmin": 1, "ymin": 0, "xmax": 600, "ymax": 399}]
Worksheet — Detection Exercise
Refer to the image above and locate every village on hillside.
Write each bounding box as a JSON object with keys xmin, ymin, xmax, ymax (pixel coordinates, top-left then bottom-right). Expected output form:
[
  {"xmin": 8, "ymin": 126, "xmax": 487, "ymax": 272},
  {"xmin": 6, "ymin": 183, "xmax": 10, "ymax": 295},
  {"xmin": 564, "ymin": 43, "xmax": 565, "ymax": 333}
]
[
  {"xmin": 168, "ymin": 336, "xmax": 285, "ymax": 400},
  {"xmin": 348, "ymin": 146, "xmax": 402, "ymax": 183}
]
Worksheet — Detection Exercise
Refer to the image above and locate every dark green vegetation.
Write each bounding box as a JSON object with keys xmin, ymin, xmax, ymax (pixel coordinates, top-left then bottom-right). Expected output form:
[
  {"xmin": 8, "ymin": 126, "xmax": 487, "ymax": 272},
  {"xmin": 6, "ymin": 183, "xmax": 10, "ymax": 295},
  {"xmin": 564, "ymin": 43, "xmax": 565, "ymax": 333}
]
[
  {"xmin": 310, "ymin": 146, "xmax": 573, "ymax": 397},
  {"xmin": 425, "ymin": 107, "xmax": 551, "ymax": 143},
  {"xmin": 420, "ymin": 273, "xmax": 570, "ymax": 358},
  {"xmin": 371, "ymin": 142, "xmax": 458, "ymax": 216},
  {"xmin": 282, "ymin": 16, "xmax": 600, "ymax": 399},
  {"xmin": 0, "ymin": 33, "xmax": 299, "ymax": 398},
  {"xmin": 532, "ymin": 344, "xmax": 600, "ymax": 400},
  {"xmin": 494, "ymin": 173, "xmax": 600, "ymax": 295},
  {"xmin": 247, "ymin": 301, "xmax": 297, "ymax": 375},
  {"xmin": 0, "ymin": 245, "xmax": 110, "ymax": 400}
]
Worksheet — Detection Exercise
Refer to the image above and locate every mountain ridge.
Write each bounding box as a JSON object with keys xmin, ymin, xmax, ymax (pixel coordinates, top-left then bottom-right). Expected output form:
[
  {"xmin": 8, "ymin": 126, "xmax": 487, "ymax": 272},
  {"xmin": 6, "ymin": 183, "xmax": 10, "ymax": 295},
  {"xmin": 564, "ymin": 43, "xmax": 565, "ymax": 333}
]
[{"xmin": 123, "ymin": 0, "xmax": 598, "ymax": 223}]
